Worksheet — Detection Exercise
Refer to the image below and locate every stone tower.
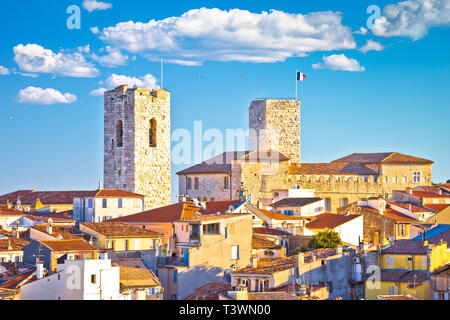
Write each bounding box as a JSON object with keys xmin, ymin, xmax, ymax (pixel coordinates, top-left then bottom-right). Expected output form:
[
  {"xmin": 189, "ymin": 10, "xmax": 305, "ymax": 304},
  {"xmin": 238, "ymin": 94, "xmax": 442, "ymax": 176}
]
[
  {"xmin": 249, "ymin": 99, "xmax": 301, "ymax": 163},
  {"xmin": 104, "ymin": 84, "xmax": 171, "ymax": 209}
]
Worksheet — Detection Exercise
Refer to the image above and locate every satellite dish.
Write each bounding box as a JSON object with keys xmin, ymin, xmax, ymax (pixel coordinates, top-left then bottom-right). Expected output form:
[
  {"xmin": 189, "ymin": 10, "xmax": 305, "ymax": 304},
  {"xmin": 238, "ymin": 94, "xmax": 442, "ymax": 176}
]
[
  {"xmin": 16, "ymin": 200, "xmax": 21, "ymax": 206},
  {"xmin": 48, "ymin": 218, "xmax": 54, "ymax": 225}
]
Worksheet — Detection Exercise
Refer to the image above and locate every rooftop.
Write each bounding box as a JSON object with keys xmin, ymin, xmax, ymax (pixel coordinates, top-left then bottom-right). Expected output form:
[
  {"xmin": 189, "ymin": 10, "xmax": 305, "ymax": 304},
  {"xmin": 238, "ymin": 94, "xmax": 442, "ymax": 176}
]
[
  {"xmin": 183, "ymin": 282, "xmax": 232, "ymax": 300},
  {"xmin": 272, "ymin": 197, "xmax": 322, "ymax": 208},
  {"xmin": 306, "ymin": 213, "xmax": 361, "ymax": 229},
  {"xmin": 257, "ymin": 209, "xmax": 310, "ymax": 221},
  {"xmin": 331, "ymin": 152, "xmax": 433, "ymax": 165},
  {"xmin": 232, "ymin": 255, "xmax": 298, "ymax": 275},
  {"xmin": 289, "ymin": 163, "xmax": 377, "ymax": 176},
  {"xmin": 112, "ymin": 258, "xmax": 161, "ymax": 288},
  {"xmin": 0, "ymin": 237, "xmax": 29, "ymax": 252},
  {"xmin": 177, "ymin": 151, "xmax": 249, "ymax": 175},
  {"xmin": 394, "ymin": 190, "xmax": 450, "ymax": 199},
  {"xmin": 252, "ymin": 236, "xmax": 282, "ymax": 249},
  {"xmin": 81, "ymin": 222, "xmax": 162, "ymax": 238},
  {"xmin": 39, "ymin": 239, "xmax": 98, "ymax": 252},
  {"xmin": 379, "ymin": 270, "xmax": 428, "ymax": 283},
  {"xmin": 31, "ymin": 225, "xmax": 81, "ymax": 240},
  {"xmin": 253, "ymin": 227, "xmax": 291, "ymax": 237}
]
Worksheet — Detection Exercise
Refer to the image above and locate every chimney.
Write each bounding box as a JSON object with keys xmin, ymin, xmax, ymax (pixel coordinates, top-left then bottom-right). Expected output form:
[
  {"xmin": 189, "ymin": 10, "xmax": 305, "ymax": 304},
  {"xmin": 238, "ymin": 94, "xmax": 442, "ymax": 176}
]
[
  {"xmin": 7, "ymin": 239, "xmax": 12, "ymax": 251},
  {"xmin": 6, "ymin": 200, "xmax": 12, "ymax": 209},
  {"xmin": 336, "ymin": 245, "xmax": 343, "ymax": 255},
  {"xmin": 406, "ymin": 188, "xmax": 413, "ymax": 195},
  {"xmin": 378, "ymin": 199, "xmax": 386, "ymax": 215},
  {"xmin": 46, "ymin": 223, "xmax": 53, "ymax": 235},
  {"xmin": 36, "ymin": 261, "xmax": 44, "ymax": 279},
  {"xmin": 407, "ymin": 204, "xmax": 412, "ymax": 211},
  {"xmin": 436, "ymin": 189, "xmax": 442, "ymax": 195}
]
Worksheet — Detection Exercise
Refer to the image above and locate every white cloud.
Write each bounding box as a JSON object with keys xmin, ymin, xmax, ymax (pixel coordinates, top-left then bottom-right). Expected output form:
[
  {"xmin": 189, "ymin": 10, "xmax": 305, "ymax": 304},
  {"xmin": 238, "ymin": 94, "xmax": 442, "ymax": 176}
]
[
  {"xmin": 82, "ymin": 0, "xmax": 112, "ymax": 13},
  {"xmin": 77, "ymin": 45, "xmax": 91, "ymax": 54},
  {"xmin": 91, "ymin": 47, "xmax": 129, "ymax": 67},
  {"xmin": 359, "ymin": 39, "xmax": 385, "ymax": 53},
  {"xmin": 0, "ymin": 66, "xmax": 9, "ymax": 75},
  {"xmin": 105, "ymin": 74, "xmax": 159, "ymax": 89},
  {"xmin": 89, "ymin": 87, "xmax": 108, "ymax": 96},
  {"xmin": 354, "ymin": 27, "xmax": 368, "ymax": 35},
  {"xmin": 17, "ymin": 87, "xmax": 77, "ymax": 105},
  {"xmin": 312, "ymin": 54, "xmax": 365, "ymax": 71},
  {"xmin": 14, "ymin": 44, "xmax": 99, "ymax": 78},
  {"xmin": 90, "ymin": 26, "xmax": 100, "ymax": 34},
  {"xmin": 372, "ymin": 0, "xmax": 450, "ymax": 40},
  {"xmin": 96, "ymin": 7, "xmax": 356, "ymax": 65}
]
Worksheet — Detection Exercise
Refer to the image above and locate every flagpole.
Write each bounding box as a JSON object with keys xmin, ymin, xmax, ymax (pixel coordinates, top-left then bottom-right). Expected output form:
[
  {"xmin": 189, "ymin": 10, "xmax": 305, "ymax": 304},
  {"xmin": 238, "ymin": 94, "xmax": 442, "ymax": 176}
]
[{"xmin": 295, "ymin": 69, "xmax": 298, "ymax": 100}]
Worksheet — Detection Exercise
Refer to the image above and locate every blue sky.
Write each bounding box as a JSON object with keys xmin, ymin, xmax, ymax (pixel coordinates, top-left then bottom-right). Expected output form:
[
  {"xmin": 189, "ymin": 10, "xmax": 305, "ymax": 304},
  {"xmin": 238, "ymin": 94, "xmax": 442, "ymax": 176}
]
[{"xmin": 0, "ymin": 0, "xmax": 449, "ymax": 201}]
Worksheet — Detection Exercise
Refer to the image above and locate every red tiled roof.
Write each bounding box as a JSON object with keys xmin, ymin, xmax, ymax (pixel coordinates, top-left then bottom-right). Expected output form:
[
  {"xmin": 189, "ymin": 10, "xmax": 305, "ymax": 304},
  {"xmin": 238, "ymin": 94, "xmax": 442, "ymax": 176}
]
[
  {"xmin": 360, "ymin": 206, "xmax": 420, "ymax": 223},
  {"xmin": 31, "ymin": 225, "xmax": 80, "ymax": 240},
  {"xmin": 395, "ymin": 190, "xmax": 450, "ymax": 199},
  {"xmin": 246, "ymin": 292, "xmax": 299, "ymax": 300},
  {"xmin": 437, "ymin": 183, "xmax": 450, "ymax": 192},
  {"xmin": 331, "ymin": 152, "xmax": 433, "ymax": 165},
  {"xmin": 258, "ymin": 209, "xmax": 307, "ymax": 221},
  {"xmin": 306, "ymin": 213, "xmax": 361, "ymax": 229},
  {"xmin": 0, "ymin": 269, "xmax": 36, "ymax": 289},
  {"xmin": 183, "ymin": 282, "xmax": 232, "ymax": 300},
  {"xmin": 179, "ymin": 213, "xmax": 248, "ymax": 223},
  {"xmin": 233, "ymin": 255, "xmax": 298, "ymax": 274},
  {"xmin": 0, "ymin": 238, "xmax": 30, "ymax": 252},
  {"xmin": 0, "ymin": 190, "xmax": 34, "ymax": 204},
  {"xmin": 289, "ymin": 163, "xmax": 377, "ymax": 175},
  {"xmin": 81, "ymin": 222, "xmax": 163, "ymax": 238},
  {"xmin": 110, "ymin": 202, "xmax": 195, "ymax": 224},
  {"xmin": 0, "ymin": 207, "xmax": 25, "ymax": 216},
  {"xmin": 252, "ymin": 236, "xmax": 281, "ymax": 249},
  {"xmin": 40, "ymin": 239, "xmax": 98, "ymax": 252},
  {"xmin": 387, "ymin": 202, "xmax": 432, "ymax": 213},
  {"xmin": 379, "ymin": 270, "xmax": 428, "ymax": 283},
  {"xmin": 423, "ymin": 203, "xmax": 450, "ymax": 212},
  {"xmin": 253, "ymin": 227, "xmax": 291, "ymax": 236},
  {"xmin": 382, "ymin": 240, "xmax": 429, "ymax": 254},
  {"xmin": 110, "ymin": 201, "xmax": 241, "ymax": 224},
  {"xmin": 94, "ymin": 189, "xmax": 144, "ymax": 198}
]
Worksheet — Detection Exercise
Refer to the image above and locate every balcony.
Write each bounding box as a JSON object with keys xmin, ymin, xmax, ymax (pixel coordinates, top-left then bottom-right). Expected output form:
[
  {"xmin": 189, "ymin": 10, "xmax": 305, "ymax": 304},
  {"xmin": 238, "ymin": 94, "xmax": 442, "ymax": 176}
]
[{"xmin": 156, "ymin": 256, "xmax": 186, "ymax": 267}]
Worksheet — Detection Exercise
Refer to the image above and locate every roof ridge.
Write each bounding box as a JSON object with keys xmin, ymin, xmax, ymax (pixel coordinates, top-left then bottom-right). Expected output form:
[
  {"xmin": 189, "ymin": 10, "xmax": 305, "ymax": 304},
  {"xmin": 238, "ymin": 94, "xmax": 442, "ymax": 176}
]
[{"xmin": 381, "ymin": 152, "xmax": 398, "ymax": 163}]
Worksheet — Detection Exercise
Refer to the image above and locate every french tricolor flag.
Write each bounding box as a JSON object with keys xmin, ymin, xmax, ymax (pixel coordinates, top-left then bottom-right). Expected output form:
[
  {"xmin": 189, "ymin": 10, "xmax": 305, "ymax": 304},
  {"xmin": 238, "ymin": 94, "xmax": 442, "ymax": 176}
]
[{"xmin": 297, "ymin": 72, "xmax": 306, "ymax": 81}]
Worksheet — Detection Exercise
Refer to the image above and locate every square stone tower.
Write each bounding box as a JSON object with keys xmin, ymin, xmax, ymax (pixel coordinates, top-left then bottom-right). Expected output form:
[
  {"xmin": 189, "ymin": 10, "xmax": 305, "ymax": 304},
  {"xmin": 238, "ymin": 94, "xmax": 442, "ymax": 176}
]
[
  {"xmin": 104, "ymin": 85, "xmax": 171, "ymax": 209},
  {"xmin": 249, "ymin": 99, "xmax": 301, "ymax": 163}
]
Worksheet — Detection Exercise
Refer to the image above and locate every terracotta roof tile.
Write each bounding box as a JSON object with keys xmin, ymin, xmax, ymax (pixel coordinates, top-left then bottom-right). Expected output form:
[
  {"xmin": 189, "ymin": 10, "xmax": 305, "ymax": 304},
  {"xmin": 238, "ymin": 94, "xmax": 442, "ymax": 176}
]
[
  {"xmin": 183, "ymin": 282, "xmax": 232, "ymax": 300},
  {"xmin": 233, "ymin": 255, "xmax": 298, "ymax": 274},
  {"xmin": 0, "ymin": 269, "xmax": 36, "ymax": 289},
  {"xmin": 241, "ymin": 150, "xmax": 290, "ymax": 162},
  {"xmin": 306, "ymin": 213, "xmax": 361, "ymax": 229},
  {"xmin": 112, "ymin": 258, "xmax": 161, "ymax": 288},
  {"xmin": 395, "ymin": 190, "xmax": 450, "ymax": 199},
  {"xmin": 379, "ymin": 270, "xmax": 428, "ymax": 283},
  {"xmin": 40, "ymin": 239, "xmax": 98, "ymax": 252},
  {"xmin": 424, "ymin": 204, "xmax": 450, "ymax": 212},
  {"xmin": 382, "ymin": 240, "xmax": 429, "ymax": 254},
  {"xmin": 252, "ymin": 236, "xmax": 281, "ymax": 249},
  {"xmin": 0, "ymin": 190, "xmax": 34, "ymax": 204},
  {"xmin": 0, "ymin": 238, "xmax": 29, "ymax": 252},
  {"xmin": 289, "ymin": 163, "xmax": 377, "ymax": 175},
  {"xmin": 81, "ymin": 222, "xmax": 163, "ymax": 238},
  {"xmin": 246, "ymin": 292, "xmax": 299, "ymax": 300},
  {"xmin": 31, "ymin": 225, "xmax": 81, "ymax": 240},
  {"xmin": 257, "ymin": 209, "xmax": 307, "ymax": 221},
  {"xmin": 253, "ymin": 227, "xmax": 291, "ymax": 236},
  {"xmin": 95, "ymin": 189, "xmax": 144, "ymax": 198},
  {"xmin": 331, "ymin": 152, "xmax": 433, "ymax": 165}
]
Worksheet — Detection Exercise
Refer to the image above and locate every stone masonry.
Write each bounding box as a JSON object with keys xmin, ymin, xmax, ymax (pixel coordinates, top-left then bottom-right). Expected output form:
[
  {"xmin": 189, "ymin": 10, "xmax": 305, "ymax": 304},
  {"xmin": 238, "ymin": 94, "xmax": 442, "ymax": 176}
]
[
  {"xmin": 104, "ymin": 85, "xmax": 171, "ymax": 209},
  {"xmin": 249, "ymin": 99, "xmax": 301, "ymax": 163}
]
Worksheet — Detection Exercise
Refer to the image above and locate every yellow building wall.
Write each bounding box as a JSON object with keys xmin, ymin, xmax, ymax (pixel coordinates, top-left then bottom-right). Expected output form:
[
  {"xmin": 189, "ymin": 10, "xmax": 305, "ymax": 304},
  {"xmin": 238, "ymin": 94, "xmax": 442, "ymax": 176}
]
[
  {"xmin": 382, "ymin": 254, "xmax": 428, "ymax": 271},
  {"xmin": 365, "ymin": 280, "xmax": 431, "ymax": 300}
]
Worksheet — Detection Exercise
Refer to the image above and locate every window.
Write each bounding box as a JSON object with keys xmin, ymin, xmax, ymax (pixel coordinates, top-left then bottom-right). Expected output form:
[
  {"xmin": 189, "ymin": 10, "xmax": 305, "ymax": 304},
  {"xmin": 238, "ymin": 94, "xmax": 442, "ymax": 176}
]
[
  {"xmin": 224, "ymin": 227, "xmax": 228, "ymax": 239},
  {"xmin": 118, "ymin": 198, "xmax": 123, "ymax": 208},
  {"xmin": 386, "ymin": 255, "xmax": 394, "ymax": 267},
  {"xmin": 224, "ymin": 177, "xmax": 229, "ymax": 189},
  {"xmin": 284, "ymin": 210, "xmax": 294, "ymax": 216},
  {"xmin": 88, "ymin": 199, "xmax": 93, "ymax": 209},
  {"xmin": 102, "ymin": 198, "xmax": 107, "ymax": 208},
  {"xmin": 203, "ymin": 223, "xmax": 220, "ymax": 234},
  {"xmin": 111, "ymin": 240, "xmax": 115, "ymax": 251},
  {"xmin": 125, "ymin": 239, "xmax": 129, "ymax": 251},
  {"xmin": 325, "ymin": 198, "xmax": 331, "ymax": 212},
  {"xmin": 388, "ymin": 286, "xmax": 396, "ymax": 295},
  {"xmin": 91, "ymin": 274, "xmax": 97, "ymax": 284},
  {"xmin": 341, "ymin": 198, "xmax": 348, "ymax": 207},
  {"xmin": 413, "ymin": 172, "xmax": 421, "ymax": 183},
  {"xmin": 392, "ymin": 176, "xmax": 398, "ymax": 183},
  {"xmin": 116, "ymin": 120, "xmax": 123, "ymax": 147},
  {"xmin": 402, "ymin": 177, "xmax": 407, "ymax": 183},
  {"xmin": 206, "ymin": 178, "xmax": 211, "ymax": 190},
  {"xmin": 149, "ymin": 118, "xmax": 157, "ymax": 147},
  {"xmin": 232, "ymin": 245, "xmax": 239, "ymax": 260},
  {"xmin": 400, "ymin": 224, "xmax": 406, "ymax": 237},
  {"xmin": 274, "ymin": 192, "xmax": 279, "ymax": 197},
  {"xmin": 173, "ymin": 269, "xmax": 178, "ymax": 283},
  {"xmin": 187, "ymin": 177, "xmax": 192, "ymax": 190},
  {"xmin": 422, "ymin": 256, "xmax": 427, "ymax": 268},
  {"xmin": 194, "ymin": 177, "xmax": 199, "ymax": 190},
  {"xmin": 363, "ymin": 176, "xmax": 368, "ymax": 182}
]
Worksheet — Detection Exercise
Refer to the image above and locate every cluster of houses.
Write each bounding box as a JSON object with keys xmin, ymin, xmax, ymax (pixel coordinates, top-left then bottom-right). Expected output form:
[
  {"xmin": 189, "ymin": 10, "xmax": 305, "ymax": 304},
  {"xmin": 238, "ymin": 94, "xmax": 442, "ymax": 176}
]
[{"xmin": 0, "ymin": 181, "xmax": 449, "ymax": 300}]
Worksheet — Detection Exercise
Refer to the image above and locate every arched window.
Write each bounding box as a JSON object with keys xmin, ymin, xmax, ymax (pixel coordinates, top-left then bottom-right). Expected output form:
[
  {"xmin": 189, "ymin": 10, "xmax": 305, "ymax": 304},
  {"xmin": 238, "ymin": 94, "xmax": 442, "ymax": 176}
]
[
  {"xmin": 116, "ymin": 120, "xmax": 123, "ymax": 147},
  {"xmin": 111, "ymin": 139, "xmax": 114, "ymax": 151},
  {"xmin": 149, "ymin": 118, "xmax": 157, "ymax": 147}
]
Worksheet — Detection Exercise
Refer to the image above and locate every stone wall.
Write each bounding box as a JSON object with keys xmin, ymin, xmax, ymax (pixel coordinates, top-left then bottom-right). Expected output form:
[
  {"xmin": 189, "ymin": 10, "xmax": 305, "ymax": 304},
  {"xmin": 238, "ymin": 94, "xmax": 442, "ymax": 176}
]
[
  {"xmin": 249, "ymin": 99, "xmax": 301, "ymax": 163},
  {"xmin": 104, "ymin": 85, "xmax": 171, "ymax": 210}
]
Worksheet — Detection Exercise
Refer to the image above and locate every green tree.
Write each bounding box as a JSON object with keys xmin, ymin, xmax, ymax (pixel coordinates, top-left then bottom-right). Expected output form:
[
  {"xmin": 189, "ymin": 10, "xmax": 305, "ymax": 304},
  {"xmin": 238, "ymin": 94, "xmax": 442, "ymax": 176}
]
[{"xmin": 308, "ymin": 229, "xmax": 343, "ymax": 249}]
